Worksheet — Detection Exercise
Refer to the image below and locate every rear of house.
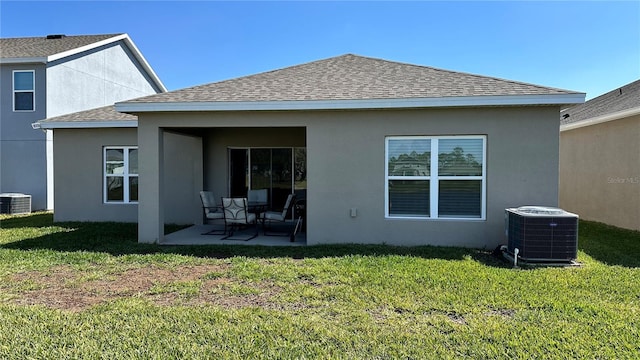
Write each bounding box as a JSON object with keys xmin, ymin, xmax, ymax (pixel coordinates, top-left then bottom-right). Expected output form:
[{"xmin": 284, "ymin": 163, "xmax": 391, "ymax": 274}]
[{"xmin": 41, "ymin": 54, "xmax": 585, "ymax": 247}]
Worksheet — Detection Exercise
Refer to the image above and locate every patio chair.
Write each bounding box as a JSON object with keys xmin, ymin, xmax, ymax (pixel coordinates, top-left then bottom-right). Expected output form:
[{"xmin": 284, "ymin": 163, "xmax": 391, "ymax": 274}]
[
  {"xmin": 260, "ymin": 193, "xmax": 298, "ymax": 239},
  {"xmin": 199, "ymin": 191, "xmax": 225, "ymax": 235},
  {"xmin": 221, "ymin": 197, "xmax": 258, "ymax": 241}
]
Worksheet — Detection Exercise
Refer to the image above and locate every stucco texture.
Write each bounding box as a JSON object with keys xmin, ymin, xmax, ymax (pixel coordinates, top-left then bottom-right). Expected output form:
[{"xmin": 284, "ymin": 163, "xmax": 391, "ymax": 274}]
[
  {"xmin": 136, "ymin": 106, "xmax": 561, "ymax": 247},
  {"xmin": 560, "ymin": 115, "xmax": 640, "ymax": 231}
]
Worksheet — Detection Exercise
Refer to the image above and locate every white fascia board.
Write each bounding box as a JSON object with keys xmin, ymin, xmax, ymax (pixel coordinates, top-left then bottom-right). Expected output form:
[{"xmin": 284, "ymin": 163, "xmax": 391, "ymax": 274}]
[
  {"xmin": 560, "ymin": 106, "xmax": 640, "ymax": 132},
  {"xmin": 36, "ymin": 120, "xmax": 138, "ymax": 129},
  {"xmin": 0, "ymin": 57, "xmax": 47, "ymax": 64},
  {"xmin": 117, "ymin": 93, "xmax": 585, "ymax": 113},
  {"xmin": 120, "ymin": 36, "xmax": 167, "ymax": 92},
  {"xmin": 47, "ymin": 34, "xmax": 129, "ymax": 62},
  {"xmin": 47, "ymin": 34, "xmax": 167, "ymax": 92}
]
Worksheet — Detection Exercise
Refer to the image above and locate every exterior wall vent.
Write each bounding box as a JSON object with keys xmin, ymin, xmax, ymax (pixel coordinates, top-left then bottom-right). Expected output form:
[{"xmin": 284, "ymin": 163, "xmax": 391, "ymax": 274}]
[
  {"xmin": 0, "ymin": 193, "xmax": 32, "ymax": 215},
  {"xmin": 505, "ymin": 206, "xmax": 579, "ymax": 263}
]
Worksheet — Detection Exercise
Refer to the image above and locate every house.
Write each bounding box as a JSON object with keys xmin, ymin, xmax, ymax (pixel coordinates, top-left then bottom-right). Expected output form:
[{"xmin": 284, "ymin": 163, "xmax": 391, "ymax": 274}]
[
  {"xmin": 39, "ymin": 54, "xmax": 584, "ymax": 247},
  {"xmin": 560, "ymin": 80, "xmax": 640, "ymax": 231},
  {"xmin": 0, "ymin": 33, "xmax": 165, "ymax": 210}
]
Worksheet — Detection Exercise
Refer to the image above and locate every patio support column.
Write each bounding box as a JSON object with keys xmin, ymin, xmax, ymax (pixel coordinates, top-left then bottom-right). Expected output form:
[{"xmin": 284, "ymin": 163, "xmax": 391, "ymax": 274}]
[{"xmin": 138, "ymin": 122, "xmax": 164, "ymax": 244}]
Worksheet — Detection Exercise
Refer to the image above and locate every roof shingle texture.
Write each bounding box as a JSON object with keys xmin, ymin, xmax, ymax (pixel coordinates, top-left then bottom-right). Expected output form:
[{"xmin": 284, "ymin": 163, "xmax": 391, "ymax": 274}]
[
  {"xmin": 561, "ymin": 79, "xmax": 640, "ymax": 125},
  {"xmin": 125, "ymin": 54, "xmax": 580, "ymax": 104},
  {"xmin": 40, "ymin": 105, "xmax": 136, "ymax": 123},
  {"xmin": 0, "ymin": 34, "xmax": 121, "ymax": 59}
]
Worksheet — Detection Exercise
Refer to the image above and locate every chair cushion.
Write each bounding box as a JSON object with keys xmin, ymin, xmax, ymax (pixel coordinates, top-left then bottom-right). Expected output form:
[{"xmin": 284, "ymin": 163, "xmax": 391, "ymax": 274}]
[
  {"xmin": 263, "ymin": 211, "xmax": 285, "ymax": 221},
  {"xmin": 206, "ymin": 212, "xmax": 224, "ymax": 220}
]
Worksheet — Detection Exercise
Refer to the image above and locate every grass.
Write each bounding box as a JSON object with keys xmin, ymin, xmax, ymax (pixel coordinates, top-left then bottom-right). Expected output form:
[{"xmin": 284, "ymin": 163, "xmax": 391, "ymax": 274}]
[{"xmin": 0, "ymin": 212, "xmax": 638, "ymax": 359}]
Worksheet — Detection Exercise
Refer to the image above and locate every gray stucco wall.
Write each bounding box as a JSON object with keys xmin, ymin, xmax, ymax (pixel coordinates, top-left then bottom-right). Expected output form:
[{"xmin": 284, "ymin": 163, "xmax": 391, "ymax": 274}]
[
  {"xmin": 162, "ymin": 131, "xmax": 203, "ymax": 225},
  {"xmin": 53, "ymin": 128, "xmax": 201, "ymax": 224},
  {"xmin": 0, "ymin": 63, "xmax": 48, "ymax": 209},
  {"xmin": 53, "ymin": 128, "xmax": 139, "ymax": 222},
  {"xmin": 137, "ymin": 106, "xmax": 560, "ymax": 247},
  {"xmin": 560, "ymin": 115, "xmax": 640, "ymax": 231}
]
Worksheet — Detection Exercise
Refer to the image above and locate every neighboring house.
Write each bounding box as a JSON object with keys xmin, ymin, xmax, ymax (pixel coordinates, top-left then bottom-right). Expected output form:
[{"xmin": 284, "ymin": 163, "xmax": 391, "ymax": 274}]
[
  {"xmin": 560, "ymin": 80, "xmax": 640, "ymax": 231},
  {"xmin": 39, "ymin": 54, "xmax": 584, "ymax": 247},
  {"xmin": 0, "ymin": 33, "xmax": 165, "ymax": 210}
]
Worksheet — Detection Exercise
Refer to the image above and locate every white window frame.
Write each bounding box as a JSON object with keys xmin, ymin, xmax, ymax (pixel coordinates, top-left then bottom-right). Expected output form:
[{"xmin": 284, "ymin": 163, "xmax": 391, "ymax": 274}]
[
  {"xmin": 13, "ymin": 70, "xmax": 35, "ymax": 112},
  {"xmin": 385, "ymin": 135, "xmax": 487, "ymax": 220},
  {"xmin": 104, "ymin": 146, "xmax": 138, "ymax": 204}
]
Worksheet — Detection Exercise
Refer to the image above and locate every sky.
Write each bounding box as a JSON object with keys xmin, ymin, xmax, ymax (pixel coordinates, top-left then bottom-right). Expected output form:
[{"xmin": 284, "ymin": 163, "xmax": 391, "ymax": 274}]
[{"xmin": 1, "ymin": 1, "xmax": 639, "ymax": 100}]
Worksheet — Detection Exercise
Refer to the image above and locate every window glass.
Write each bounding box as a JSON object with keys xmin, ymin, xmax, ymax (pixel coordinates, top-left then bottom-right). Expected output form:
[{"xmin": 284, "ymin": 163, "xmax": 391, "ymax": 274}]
[
  {"xmin": 128, "ymin": 149, "xmax": 138, "ymax": 174},
  {"xmin": 388, "ymin": 180, "xmax": 430, "ymax": 216},
  {"xmin": 129, "ymin": 177, "xmax": 139, "ymax": 201},
  {"xmin": 105, "ymin": 149, "xmax": 124, "ymax": 174},
  {"xmin": 388, "ymin": 139, "xmax": 430, "ymax": 176},
  {"xmin": 14, "ymin": 71, "xmax": 33, "ymax": 90},
  {"xmin": 106, "ymin": 177, "xmax": 124, "ymax": 201},
  {"xmin": 250, "ymin": 149, "xmax": 271, "ymax": 190},
  {"xmin": 294, "ymin": 148, "xmax": 307, "ymax": 190},
  {"xmin": 14, "ymin": 93, "xmax": 34, "ymax": 111},
  {"xmin": 438, "ymin": 139, "xmax": 483, "ymax": 176},
  {"xmin": 438, "ymin": 180, "xmax": 482, "ymax": 218}
]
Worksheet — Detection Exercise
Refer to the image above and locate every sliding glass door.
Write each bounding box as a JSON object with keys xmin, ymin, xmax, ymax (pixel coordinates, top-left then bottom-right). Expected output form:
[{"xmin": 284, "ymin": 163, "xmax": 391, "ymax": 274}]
[{"xmin": 229, "ymin": 147, "xmax": 306, "ymax": 211}]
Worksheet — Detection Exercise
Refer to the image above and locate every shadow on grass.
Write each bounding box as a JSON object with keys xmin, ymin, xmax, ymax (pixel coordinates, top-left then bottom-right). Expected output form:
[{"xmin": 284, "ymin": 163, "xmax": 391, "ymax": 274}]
[
  {"xmin": 0, "ymin": 213, "xmax": 508, "ymax": 267},
  {"xmin": 578, "ymin": 221, "xmax": 640, "ymax": 268}
]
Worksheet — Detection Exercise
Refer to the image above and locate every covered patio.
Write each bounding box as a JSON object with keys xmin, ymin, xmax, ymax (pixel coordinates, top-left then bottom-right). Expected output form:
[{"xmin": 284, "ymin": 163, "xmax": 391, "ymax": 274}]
[{"xmin": 138, "ymin": 121, "xmax": 307, "ymax": 245}]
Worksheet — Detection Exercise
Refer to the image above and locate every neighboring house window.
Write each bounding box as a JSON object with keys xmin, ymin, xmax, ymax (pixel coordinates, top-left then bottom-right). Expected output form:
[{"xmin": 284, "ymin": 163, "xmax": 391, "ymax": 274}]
[
  {"xmin": 386, "ymin": 136, "xmax": 486, "ymax": 219},
  {"xmin": 13, "ymin": 70, "xmax": 35, "ymax": 111},
  {"xmin": 104, "ymin": 147, "xmax": 138, "ymax": 203}
]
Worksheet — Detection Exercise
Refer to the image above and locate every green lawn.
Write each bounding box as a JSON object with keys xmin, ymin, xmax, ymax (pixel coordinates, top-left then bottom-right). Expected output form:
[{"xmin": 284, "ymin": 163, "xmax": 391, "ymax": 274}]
[{"xmin": 0, "ymin": 213, "xmax": 638, "ymax": 359}]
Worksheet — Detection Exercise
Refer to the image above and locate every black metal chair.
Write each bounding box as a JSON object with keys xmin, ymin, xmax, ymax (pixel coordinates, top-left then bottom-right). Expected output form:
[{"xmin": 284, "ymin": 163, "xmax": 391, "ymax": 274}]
[
  {"xmin": 260, "ymin": 193, "xmax": 298, "ymax": 239},
  {"xmin": 199, "ymin": 191, "xmax": 225, "ymax": 235},
  {"xmin": 221, "ymin": 197, "xmax": 258, "ymax": 241}
]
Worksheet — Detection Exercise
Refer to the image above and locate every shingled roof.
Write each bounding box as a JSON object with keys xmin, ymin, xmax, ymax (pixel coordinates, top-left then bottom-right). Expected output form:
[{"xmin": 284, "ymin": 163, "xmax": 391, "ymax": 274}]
[
  {"xmin": 561, "ymin": 79, "xmax": 640, "ymax": 126},
  {"xmin": 0, "ymin": 34, "xmax": 121, "ymax": 60},
  {"xmin": 37, "ymin": 105, "xmax": 137, "ymax": 129},
  {"xmin": 119, "ymin": 54, "xmax": 583, "ymax": 111}
]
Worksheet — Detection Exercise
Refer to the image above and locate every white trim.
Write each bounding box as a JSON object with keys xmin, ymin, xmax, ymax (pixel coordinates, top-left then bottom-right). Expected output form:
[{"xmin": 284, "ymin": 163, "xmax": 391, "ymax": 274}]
[
  {"xmin": 36, "ymin": 120, "xmax": 137, "ymax": 129},
  {"xmin": 116, "ymin": 93, "xmax": 585, "ymax": 113},
  {"xmin": 48, "ymin": 34, "xmax": 130, "ymax": 62},
  {"xmin": 385, "ymin": 135, "xmax": 487, "ymax": 221},
  {"xmin": 119, "ymin": 35, "xmax": 167, "ymax": 92},
  {"xmin": 12, "ymin": 70, "xmax": 35, "ymax": 112},
  {"xmin": 560, "ymin": 106, "xmax": 640, "ymax": 132}
]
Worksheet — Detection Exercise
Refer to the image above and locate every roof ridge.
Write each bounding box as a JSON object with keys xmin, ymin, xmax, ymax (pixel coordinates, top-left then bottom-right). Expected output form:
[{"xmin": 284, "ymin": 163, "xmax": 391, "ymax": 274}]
[
  {"xmin": 0, "ymin": 33, "xmax": 124, "ymax": 40},
  {"xmin": 349, "ymin": 53, "xmax": 579, "ymax": 94}
]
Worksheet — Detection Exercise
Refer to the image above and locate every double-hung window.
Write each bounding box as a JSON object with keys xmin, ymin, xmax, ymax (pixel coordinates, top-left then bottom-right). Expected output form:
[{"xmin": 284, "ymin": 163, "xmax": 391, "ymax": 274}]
[
  {"xmin": 386, "ymin": 136, "xmax": 486, "ymax": 219},
  {"xmin": 13, "ymin": 70, "xmax": 35, "ymax": 111},
  {"xmin": 104, "ymin": 147, "xmax": 138, "ymax": 203}
]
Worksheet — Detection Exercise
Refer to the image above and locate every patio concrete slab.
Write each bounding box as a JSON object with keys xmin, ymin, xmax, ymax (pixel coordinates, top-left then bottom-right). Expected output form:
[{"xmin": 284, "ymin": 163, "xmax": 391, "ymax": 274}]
[{"xmin": 161, "ymin": 225, "xmax": 306, "ymax": 246}]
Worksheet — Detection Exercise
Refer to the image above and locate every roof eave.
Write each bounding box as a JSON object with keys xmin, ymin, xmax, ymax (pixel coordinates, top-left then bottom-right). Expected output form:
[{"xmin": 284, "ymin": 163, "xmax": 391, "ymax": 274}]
[
  {"xmin": 117, "ymin": 93, "xmax": 585, "ymax": 113},
  {"xmin": 0, "ymin": 57, "xmax": 47, "ymax": 64},
  {"xmin": 35, "ymin": 120, "xmax": 138, "ymax": 129},
  {"xmin": 560, "ymin": 106, "xmax": 640, "ymax": 132}
]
